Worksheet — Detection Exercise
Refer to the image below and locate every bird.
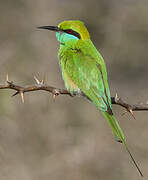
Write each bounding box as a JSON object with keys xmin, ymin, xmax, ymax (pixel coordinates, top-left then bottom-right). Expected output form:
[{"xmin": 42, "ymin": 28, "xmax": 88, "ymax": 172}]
[{"xmin": 38, "ymin": 20, "xmax": 143, "ymax": 177}]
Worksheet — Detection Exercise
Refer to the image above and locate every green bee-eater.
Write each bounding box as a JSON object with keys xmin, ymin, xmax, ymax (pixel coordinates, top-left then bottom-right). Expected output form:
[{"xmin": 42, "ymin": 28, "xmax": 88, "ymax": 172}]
[{"xmin": 38, "ymin": 20, "xmax": 143, "ymax": 177}]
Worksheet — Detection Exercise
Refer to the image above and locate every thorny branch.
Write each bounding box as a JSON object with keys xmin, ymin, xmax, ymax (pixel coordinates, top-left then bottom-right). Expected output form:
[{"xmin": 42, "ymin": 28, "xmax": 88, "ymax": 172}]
[{"xmin": 0, "ymin": 75, "xmax": 148, "ymax": 115}]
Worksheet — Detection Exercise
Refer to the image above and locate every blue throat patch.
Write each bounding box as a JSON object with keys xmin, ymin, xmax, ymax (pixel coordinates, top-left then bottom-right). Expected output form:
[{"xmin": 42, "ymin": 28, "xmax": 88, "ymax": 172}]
[{"xmin": 56, "ymin": 32, "xmax": 79, "ymax": 44}]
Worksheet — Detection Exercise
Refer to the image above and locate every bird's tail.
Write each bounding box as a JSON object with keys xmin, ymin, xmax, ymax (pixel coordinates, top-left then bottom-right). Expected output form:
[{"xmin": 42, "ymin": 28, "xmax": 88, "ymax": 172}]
[
  {"xmin": 103, "ymin": 112, "xmax": 143, "ymax": 177},
  {"xmin": 103, "ymin": 112, "xmax": 125, "ymax": 142}
]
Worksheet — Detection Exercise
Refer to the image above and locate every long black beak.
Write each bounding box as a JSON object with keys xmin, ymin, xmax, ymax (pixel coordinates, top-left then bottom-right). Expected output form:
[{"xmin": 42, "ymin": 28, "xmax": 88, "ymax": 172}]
[{"xmin": 37, "ymin": 26, "xmax": 60, "ymax": 32}]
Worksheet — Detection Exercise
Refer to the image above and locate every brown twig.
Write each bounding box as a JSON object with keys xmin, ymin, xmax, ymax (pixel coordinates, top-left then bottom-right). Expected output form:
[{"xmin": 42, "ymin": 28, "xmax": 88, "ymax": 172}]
[
  {"xmin": 0, "ymin": 75, "xmax": 148, "ymax": 113},
  {"xmin": 111, "ymin": 94, "xmax": 148, "ymax": 111},
  {"xmin": 0, "ymin": 75, "xmax": 72, "ymax": 103}
]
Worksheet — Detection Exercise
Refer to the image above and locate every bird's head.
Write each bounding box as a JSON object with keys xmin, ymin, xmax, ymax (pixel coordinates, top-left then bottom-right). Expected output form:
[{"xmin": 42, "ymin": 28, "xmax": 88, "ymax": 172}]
[{"xmin": 38, "ymin": 20, "xmax": 90, "ymax": 44}]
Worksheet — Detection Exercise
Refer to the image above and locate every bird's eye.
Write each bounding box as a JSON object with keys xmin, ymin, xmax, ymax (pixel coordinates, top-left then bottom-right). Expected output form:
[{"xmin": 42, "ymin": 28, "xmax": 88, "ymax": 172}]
[
  {"xmin": 67, "ymin": 29, "xmax": 73, "ymax": 34},
  {"xmin": 64, "ymin": 29, "xmax": 81, "ymax": 39}
]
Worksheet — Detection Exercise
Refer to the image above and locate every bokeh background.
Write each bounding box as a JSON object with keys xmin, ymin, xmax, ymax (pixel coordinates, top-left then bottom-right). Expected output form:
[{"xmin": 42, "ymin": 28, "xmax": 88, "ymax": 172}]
[{"xmin": 0, "ymin": 0, "xmax": 148, "ymax": 179}]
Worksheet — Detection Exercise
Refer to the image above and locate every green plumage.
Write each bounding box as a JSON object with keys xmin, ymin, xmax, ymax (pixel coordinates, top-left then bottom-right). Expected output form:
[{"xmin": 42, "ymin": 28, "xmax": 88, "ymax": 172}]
[
  {"xmin": 38, "ymin": 20, "xmax": 143, "ymax": 177},
  {"xmin": 58, "ymin": 34, "xmax": 125, "ymax": 142}
]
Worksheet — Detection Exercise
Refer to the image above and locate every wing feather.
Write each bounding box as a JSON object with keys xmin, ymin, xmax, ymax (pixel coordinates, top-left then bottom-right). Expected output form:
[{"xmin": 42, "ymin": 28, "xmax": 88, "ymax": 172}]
[{"xmin": 62, "ymin": 40, "xmax": 112, "ymax": 113}]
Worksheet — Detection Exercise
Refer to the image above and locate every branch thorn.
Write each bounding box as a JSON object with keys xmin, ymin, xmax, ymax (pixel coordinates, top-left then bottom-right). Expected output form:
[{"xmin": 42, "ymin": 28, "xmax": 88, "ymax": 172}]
[
  {"xmin": 52, "ymin": 89, "xmax": 60, "ymax": 102},
  {"xmin": 53, "ymin": 94, "xmax": 56, "ymax": 101},
  {"xmin": 42, "ymin": 74, "xmax": 46, "ymax": 84},
  {"xmin": 12, "ymin": 91, "xmax": 19, "ymax": 97},
  {"xmin": 6, "ymin": 73, "xmax": 9, "ymax": 82},
  {"xmin": 115, "ymin": 93, "xmax": 119, "ymax": 102},
  {"xmin": 34, "ymin": 76, "xmax": 41, "ymax": 84},
  {"xmin": 129, "ymin": 109, "xmax": 136, "ymax": 120},
  {"xmin": 20, "ymin": 92, "xmax": 24, "ymax": 103},
  {"xmin": 41, "ymin": 79, "xmax": 44, "ymax": 84}
]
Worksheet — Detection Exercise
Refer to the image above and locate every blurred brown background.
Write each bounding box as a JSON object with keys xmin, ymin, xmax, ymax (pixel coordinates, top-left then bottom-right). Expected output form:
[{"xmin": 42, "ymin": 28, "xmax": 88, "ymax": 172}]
[{"xmin": 0, "ymin": 0, "xmax": 148, "ymax": 179}]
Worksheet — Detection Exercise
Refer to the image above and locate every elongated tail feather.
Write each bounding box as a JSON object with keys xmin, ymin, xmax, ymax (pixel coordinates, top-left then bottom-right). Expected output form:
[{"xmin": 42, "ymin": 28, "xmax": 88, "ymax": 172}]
[
  {"xmin": 103, "ymin": 112, "xmax": 125, "ymax": 142},
  {"xmin": 103, "ymin": 112, "xmax": 143, "ymax": 177}
]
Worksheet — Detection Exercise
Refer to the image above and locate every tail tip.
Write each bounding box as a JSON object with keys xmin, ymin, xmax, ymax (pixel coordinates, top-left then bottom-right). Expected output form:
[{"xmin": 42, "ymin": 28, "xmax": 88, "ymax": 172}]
[{"xmin": 114, "ymin": 136, "xmax": 123, "ymax": 143}]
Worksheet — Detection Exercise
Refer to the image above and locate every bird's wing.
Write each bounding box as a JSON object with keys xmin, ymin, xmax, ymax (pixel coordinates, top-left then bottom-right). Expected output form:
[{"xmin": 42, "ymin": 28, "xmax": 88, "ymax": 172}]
[{"xmin": 64, "ymin": 40, "xmax": 112, "ymax": 113}]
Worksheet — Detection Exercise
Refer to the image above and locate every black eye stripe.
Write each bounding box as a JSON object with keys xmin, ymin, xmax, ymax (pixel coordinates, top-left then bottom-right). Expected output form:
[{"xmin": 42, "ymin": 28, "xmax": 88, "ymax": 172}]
[{"xmin": 63, "ymin": 29, "xmax": 81, "ymax": 39}]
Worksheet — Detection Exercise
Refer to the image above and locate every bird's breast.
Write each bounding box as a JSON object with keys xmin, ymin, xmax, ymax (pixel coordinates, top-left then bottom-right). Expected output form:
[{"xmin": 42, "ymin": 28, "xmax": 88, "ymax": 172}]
[{"xmin": 62, "ymin": 70, "xmax": 81, "ymax": 95}]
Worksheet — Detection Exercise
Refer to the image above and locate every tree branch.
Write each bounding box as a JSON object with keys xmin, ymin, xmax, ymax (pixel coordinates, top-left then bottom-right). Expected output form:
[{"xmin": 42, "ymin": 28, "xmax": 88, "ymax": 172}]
[{"xmin": 0, "ymin": 75, "xmax": 148, "ymax": 114}]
